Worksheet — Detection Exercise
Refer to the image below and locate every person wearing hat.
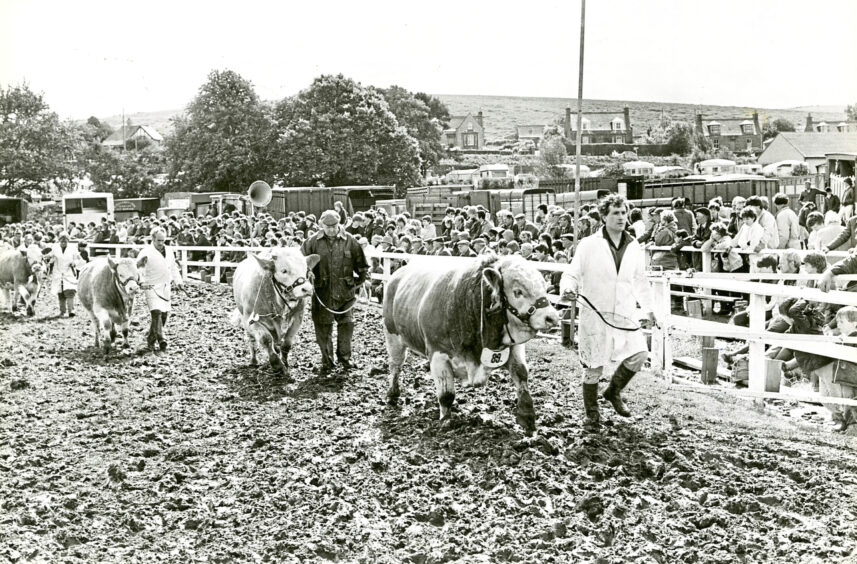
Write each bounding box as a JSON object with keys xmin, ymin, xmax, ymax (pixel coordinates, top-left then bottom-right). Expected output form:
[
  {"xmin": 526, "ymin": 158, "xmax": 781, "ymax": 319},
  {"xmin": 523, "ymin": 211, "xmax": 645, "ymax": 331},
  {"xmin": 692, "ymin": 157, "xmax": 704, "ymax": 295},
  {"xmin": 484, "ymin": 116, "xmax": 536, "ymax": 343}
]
[
  {"xmin": 472, "ymin": 236, "xmax": 490, "ymax": 256},
  {"xmin": 48, "ymin": 232, "xmax": 85, "ymax": 317},
  {"xmin": 428, "ymin": 237, "xmax": 448, "ymax": 257},
  {"xmin": 456, "ymin": 237, "xmax": 477, "ymax": 258},
  {"xmin": 513, "ymin": 213, "xmax": 539, "ymax": 242},
  {"xmin": 301, "ymin": 209, "xmax": 369, "ymax": 374},
  {"xmin": 410, "ymin": 237, "xmax": 426, "ymax": 255}
]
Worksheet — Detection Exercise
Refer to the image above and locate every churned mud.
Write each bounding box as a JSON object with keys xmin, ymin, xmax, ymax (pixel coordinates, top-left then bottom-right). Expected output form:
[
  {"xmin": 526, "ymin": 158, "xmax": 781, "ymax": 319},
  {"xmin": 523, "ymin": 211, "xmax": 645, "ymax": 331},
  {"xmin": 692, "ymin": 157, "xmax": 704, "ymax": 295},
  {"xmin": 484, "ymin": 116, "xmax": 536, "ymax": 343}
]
[{"xmin": 1, "ymin": 284, "xmax": 855, "ymax": 563}]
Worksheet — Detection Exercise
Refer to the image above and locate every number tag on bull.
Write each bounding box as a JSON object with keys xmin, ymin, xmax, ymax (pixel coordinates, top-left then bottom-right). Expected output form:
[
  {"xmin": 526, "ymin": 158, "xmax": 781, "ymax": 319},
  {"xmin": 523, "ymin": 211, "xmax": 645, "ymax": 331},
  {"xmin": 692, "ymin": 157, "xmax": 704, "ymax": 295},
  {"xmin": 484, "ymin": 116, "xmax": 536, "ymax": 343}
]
[
  {"xmin": 481, "ymin": 347, "xmax": 509, "ymax": 368},
  {"xmin": 249, "ymin": 313, "xmax": 260, "ymax": 325}
]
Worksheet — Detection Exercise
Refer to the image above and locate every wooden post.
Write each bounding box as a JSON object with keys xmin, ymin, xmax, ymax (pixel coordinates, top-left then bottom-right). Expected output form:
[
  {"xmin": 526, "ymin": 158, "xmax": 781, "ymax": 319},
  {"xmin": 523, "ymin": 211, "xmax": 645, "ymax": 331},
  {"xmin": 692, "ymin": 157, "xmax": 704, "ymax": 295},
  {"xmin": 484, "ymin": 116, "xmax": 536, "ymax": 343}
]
[
  {"xmin": 701, "ymin": 336, "xmax": 715, "ymax": 348},
  {"xmin": 181, "ymin": 248, "xmax": 188, "ymax": 280},
  {"xmin": 765, "ymin": 359, "xmax": 783, "ymax": 392},
  {"xmin": 701, "ymin": 347, "xmax": 719, "ymax": 385},
  {"xmin": 687, "ymin": 300, "xmax": 703, "ymax": 319},
  {"xmin": 747, "ymin": 291, "xmax": 767, "ymax": 392},
  {"xmin": 701, "ymin": 250, "xmax": 712, "ymax": 273},
  {"xmin": 649, "ymin": 277, "xmax": 672, "ymax": 379},
  {"xmin": 213, "ymin": 249, "xmax": 221, "ymax": 284}
]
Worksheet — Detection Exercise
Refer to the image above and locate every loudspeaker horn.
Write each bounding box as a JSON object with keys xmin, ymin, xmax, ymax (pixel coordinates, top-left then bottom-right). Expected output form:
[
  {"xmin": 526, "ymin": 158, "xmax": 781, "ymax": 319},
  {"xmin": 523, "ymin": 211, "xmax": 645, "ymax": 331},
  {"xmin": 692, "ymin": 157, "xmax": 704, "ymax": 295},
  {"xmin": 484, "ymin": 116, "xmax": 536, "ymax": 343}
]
[{"xmin": 248, "ymin": 180, "xmax": 272, "ymax": 207}]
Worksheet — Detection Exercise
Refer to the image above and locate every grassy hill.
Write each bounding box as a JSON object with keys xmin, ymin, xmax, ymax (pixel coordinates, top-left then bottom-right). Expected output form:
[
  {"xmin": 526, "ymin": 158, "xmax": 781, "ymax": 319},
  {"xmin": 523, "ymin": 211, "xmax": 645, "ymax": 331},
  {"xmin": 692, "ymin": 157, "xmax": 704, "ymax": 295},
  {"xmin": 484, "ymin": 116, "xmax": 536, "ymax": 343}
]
[
  {"xmin": 435, "ymin": 94, "xmax": 847, "ymax": 142},
  {"xmin": 102, "ymin": 95, "xmax": 847, "ymax": 143}
]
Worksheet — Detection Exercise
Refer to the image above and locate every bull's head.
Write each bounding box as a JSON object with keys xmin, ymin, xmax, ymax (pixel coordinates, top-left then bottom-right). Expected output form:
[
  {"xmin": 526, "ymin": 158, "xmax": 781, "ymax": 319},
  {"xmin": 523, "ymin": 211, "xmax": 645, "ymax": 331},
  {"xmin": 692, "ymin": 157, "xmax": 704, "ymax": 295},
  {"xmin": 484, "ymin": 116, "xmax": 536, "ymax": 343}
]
[
  {"xmin": 252, "ymin": 249, "xmax": 320, "ymax": 300},
  {"xmin": 484, "ymin": 256, "xmax": 560, "ymax": 342},
  {"xmin": 110, "ymin": 255, "xmax": 145, "ymax": 295}
]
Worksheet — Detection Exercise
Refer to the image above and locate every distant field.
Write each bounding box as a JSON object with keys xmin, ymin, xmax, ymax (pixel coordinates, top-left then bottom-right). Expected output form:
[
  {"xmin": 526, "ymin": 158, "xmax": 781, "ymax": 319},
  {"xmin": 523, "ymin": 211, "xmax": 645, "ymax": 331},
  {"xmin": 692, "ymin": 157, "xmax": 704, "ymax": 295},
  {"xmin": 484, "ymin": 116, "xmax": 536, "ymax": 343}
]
[
  {"xmin": 102, "ymin": 95, "xmax": 846, "ymax": 143},
  {"xmin": 435, "ymin": 94, "xmax": 847, "ymax": 142}
]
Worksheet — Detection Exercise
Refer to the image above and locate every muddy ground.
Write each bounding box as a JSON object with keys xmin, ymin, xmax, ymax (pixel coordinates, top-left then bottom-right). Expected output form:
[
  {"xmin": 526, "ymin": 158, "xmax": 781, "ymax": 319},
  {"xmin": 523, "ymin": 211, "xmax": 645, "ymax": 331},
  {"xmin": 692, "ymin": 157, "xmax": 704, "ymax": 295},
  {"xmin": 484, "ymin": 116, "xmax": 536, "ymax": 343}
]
[{"xmin": 1, "ymin": 284, "xmax": 856, "ymax": 563}]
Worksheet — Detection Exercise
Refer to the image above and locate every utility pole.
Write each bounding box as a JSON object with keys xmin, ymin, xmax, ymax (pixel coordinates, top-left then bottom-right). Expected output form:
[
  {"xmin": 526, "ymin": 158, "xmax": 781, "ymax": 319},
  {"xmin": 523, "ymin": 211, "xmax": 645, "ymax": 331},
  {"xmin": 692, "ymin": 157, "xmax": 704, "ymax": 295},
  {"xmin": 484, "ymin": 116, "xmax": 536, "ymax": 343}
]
[{"xmin": 572, "ymin": 0, "xmax": 586, "ymax": 250}]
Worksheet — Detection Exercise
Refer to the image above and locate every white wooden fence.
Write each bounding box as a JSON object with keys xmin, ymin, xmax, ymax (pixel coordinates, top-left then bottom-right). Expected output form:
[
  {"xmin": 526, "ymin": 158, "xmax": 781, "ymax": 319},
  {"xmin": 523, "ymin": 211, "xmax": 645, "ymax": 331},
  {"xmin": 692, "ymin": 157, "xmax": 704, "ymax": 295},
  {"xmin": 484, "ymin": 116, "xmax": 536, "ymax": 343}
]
[{"xmin": 89, "ymin": 243, "xmax": 857, "ymax": 407}]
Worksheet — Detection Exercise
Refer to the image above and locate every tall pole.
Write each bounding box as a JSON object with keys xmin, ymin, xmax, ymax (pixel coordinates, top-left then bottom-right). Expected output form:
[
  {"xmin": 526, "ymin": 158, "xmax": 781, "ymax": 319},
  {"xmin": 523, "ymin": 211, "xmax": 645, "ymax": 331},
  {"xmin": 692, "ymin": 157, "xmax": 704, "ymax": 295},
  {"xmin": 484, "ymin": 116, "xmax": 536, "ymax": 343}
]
[{"xmin": 572, "ymin": 0, "xmax": 586, "ymax": 250}]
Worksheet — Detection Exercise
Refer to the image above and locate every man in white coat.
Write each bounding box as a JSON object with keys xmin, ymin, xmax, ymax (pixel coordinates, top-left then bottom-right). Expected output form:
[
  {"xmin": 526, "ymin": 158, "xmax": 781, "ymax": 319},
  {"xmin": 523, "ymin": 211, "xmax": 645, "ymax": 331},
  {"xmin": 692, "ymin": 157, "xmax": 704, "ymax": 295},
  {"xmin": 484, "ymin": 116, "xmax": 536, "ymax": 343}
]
[
  {"xmin": 135, "ymin": 228, "xmax": 183, "ymax": 352},
  {"xmin": 560, "ymin": 194, "xmax": 658, "ymax": 432},
  {"xmin": 49, "ymin": 232, "xmax": 85, "ymax": 317}
]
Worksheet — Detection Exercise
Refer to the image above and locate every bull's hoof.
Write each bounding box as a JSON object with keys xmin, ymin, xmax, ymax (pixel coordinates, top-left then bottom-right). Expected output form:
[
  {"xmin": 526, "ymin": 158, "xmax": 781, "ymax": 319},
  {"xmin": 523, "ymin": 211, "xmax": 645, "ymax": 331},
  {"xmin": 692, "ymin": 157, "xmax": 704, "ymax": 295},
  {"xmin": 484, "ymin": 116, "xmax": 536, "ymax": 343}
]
[
  {"xmin": 440, "ymin": 417, "xmax": 455, "ymax": 430},
  {"xmin": 515, "ymin": 409, "xmax": 536, "ymax": 436},
  {"xmin": 386, "ymin": 389, "xmax": 400, "ymax": 406}
]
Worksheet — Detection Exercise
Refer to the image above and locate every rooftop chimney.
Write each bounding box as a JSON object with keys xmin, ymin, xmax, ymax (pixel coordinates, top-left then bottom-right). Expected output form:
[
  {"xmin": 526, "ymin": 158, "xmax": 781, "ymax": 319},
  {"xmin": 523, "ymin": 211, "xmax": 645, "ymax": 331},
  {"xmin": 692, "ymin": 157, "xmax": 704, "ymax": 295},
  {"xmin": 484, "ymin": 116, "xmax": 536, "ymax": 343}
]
[
  {"xmin": 804, "ymin": 113, "xmax": 814, "ymax": 132},
  {"xmin": 476, "ymin": 110, "xmax": 484, "ymax": 128}
]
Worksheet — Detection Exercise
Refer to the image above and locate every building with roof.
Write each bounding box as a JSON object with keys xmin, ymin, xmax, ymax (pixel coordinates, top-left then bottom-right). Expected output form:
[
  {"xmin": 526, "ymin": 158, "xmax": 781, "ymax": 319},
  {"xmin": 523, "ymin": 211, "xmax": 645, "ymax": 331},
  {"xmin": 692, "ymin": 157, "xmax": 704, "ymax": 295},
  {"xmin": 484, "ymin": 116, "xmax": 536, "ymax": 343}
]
[
  {"xmin": 694, "ymin": 112, "xmax": 762, "ymax": 154},
  {"xmin": 563, "ymin": 107, "xmax": 632, "ymax": 144},
  {"xmin": 803, "ymin": 114, "xmax": 857, "ymax": 133},
  {"xmin": 441, "ymin": 111, "xmax": 485, "ymax": 150},
  {"xmin": 102, "ymin": 124, "xmax": 164, "ymax": 150},
  {"xmin": 757, "ymin": 132, "xmax": 857, "ymax": 173},
  {"xmin": 516, "ymin": 124, "xmax": 548, "ymax": 147}
]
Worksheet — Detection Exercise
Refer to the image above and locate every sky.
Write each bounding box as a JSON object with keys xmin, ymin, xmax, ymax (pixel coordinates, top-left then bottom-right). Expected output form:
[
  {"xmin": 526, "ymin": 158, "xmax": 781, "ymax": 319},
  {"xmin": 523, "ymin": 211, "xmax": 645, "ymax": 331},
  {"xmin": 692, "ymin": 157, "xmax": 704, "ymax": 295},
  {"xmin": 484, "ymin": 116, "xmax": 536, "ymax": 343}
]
[{"xmin": 1, "ymin": 0, "xmax": 855, "ymax": 119}]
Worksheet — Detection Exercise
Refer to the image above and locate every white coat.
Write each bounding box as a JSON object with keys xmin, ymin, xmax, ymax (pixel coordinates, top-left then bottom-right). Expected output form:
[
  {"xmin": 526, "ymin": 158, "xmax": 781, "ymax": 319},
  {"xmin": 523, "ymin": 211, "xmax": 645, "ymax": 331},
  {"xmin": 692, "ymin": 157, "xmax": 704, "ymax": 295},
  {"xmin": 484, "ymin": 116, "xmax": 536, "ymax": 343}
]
[
  {"xmin": 560, "ymin": 230, "xmax": 652, "ymax": 368},
  {"xmin": 49, "ymin": 243, "xmax": 84, "ymax": 295},
  {"xmin": 136, "ymin": 244, "xmax": 182, "ymax": 312}
]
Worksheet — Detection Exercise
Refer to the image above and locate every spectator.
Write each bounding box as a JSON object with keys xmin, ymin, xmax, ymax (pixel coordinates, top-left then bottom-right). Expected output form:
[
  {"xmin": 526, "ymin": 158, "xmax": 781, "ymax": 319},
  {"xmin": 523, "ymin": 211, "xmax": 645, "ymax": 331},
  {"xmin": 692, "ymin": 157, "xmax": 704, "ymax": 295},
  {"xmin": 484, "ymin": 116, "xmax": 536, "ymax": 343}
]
[
  {"xmin": 651, "ymin": 210, "xmax": 678, "ymax": 271},
  {"xmin": 672, "ymin": 198, "xmax": 695, "ymax": 234},
  {"xmin": 773, "ymin": 193, "xmax": 801, "ymax": 250},
  {"xmin": 807, "ymin": 211, "xmax": 844, "ymax": 250}
]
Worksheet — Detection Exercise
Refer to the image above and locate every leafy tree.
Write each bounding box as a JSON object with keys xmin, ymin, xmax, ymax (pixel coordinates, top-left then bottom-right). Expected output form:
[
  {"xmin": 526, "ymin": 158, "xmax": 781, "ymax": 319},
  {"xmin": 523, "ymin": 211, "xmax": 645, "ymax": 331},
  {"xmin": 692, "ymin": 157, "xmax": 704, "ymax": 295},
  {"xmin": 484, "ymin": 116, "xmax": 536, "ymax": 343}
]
[
  {"xmin": 762, "ymin": 118, "xmax": 795, "ymax": 141},
  {"xmin": 792, "ymin": 163, "xmax": 809, "ymax": 176},
  {"xmin": 664, "ymin": 121, "xmax": 695, "ymax": 156},
  {"xmin": 85, "ymin": 116, "xmax": 114, "ymax": 143},
  {"xmin": 847, "ymin": 103, "xmax": 857, "ymax": 122},
  {"xmin": 540, "ymin": 126, "xmax": 567, "ymax": 178},
  {"xmin": 599, "ymin": 161, "xmax": 626, "ymax": 178},
  {"xmin": 414, "ymin": 92, "xmax": 450, "ymax": 129},
  {"xmin": 272, "ymin": 75, "xmax": 421, "ymax": 195},
  {"xmin": 0, "ymin": 83, "xmax": 78, "ymax": 196},
  {"xmin": 164, "ymin": 69, "xmax": 273, "ymax": 193},
  {"xmin": 379, "ymin": 85, "xmax": 446, "ymax": 174}
]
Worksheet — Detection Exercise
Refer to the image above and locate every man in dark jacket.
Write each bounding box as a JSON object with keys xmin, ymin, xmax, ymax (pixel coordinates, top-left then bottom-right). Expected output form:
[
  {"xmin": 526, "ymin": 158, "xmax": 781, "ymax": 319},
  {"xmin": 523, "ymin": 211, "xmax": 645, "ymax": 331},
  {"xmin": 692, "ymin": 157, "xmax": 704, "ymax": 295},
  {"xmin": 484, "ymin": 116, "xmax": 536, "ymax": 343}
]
[{"xmin": 301, "ymin": 210, "xmax": 369, "ymax": 374}]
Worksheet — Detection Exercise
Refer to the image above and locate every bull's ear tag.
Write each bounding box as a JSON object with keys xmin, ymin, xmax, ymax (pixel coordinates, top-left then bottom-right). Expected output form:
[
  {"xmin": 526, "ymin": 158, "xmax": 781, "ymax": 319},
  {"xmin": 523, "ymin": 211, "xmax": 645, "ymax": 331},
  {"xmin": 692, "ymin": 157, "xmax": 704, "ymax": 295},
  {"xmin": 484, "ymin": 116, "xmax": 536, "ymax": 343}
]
[
  {"xmin": 481, "ymin": 347, "xmax": 509, "ymax": 368},
  {"xmin": 249, "ymin": 313, "xmax": 260, "ymax": 325}
]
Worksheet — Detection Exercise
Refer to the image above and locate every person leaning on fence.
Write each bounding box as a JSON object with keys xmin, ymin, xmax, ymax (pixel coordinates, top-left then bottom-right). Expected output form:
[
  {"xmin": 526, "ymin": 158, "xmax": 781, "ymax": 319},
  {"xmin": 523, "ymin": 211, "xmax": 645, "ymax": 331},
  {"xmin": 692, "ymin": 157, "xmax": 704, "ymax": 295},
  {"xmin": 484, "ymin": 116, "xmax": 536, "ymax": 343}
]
[
  {"xmin": 560, "ymin": 194, "xmax": 658, "ymax": 433},
  {"xmin": 135, "ymin": 228, "xmax": 184, "ymax": 353},
  {"xmin": 819, "ymin": 306, "xmax": 857, "ymax": 431},
  {"xmin": 729, "ymin": 255, "xmax": 780, "ymax": 328},
  {"xmin": 301, "ymin": 209, "xmax": 369, "ymax": 375}
]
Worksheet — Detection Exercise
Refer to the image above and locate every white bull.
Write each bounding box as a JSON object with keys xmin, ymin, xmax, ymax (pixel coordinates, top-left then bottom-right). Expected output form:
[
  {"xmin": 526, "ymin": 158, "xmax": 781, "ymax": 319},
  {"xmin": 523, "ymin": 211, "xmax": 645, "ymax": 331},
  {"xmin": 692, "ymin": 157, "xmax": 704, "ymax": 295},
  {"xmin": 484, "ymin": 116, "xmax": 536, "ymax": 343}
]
[{"xmin": 231, "ymin": 248, "xmax": 320, "ymax": 380}]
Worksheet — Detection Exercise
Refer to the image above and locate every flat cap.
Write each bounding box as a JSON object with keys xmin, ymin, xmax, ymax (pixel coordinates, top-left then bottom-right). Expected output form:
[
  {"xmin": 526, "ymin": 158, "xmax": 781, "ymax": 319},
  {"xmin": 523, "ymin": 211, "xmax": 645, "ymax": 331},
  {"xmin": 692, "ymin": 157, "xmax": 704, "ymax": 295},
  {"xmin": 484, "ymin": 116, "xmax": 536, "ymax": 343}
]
[
  {"xmin": 319, "ymin": 210, "xmax": 340, "ymax": 226},
  {"xmin": 515, "ymin": 213, "xmax": 526, "ymax": 220}
]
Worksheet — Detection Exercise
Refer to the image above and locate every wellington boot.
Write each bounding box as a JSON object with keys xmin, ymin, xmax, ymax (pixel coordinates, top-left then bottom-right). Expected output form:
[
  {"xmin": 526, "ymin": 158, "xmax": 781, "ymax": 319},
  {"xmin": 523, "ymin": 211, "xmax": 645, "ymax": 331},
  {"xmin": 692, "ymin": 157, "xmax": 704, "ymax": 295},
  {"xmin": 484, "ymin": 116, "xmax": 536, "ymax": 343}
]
[{"xmin": 582, "ymin": 383, "xmax": 601, "ymax": 432}]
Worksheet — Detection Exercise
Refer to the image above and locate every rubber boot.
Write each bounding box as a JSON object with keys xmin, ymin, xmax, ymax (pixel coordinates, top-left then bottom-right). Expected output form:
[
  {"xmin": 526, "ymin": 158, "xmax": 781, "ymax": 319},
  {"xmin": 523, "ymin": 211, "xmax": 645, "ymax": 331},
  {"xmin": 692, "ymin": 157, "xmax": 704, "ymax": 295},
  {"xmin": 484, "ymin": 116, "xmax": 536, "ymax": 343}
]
[
  {"xmin": 58, "ymin": 293, "xmax": 67, "ymax": 316},
  {"xmin": 158, "ymin": 312, "xmax": 168, "ymax": 351},
  {"xmin": 582, "ymin": 383, "xmax": 601, "ymax": 432},
  {"xmin": 313, "ymin": 321, "xmax": 335, "ymax": 374},
  {"xmin": 336, "ymin": 322, "xmax": 355, "ymax": 369},
  {"xmin": 603, "ymin": 363, "xmax": 636, "ymax": 417}
]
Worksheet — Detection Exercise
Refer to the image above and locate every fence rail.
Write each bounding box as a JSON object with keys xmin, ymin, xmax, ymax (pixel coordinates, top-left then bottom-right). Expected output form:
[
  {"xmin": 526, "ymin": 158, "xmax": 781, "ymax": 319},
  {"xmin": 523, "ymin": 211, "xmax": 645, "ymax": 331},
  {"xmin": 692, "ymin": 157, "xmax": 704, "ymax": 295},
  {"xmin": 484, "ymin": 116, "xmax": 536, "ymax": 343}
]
[{"xmin": 88, "ymin": 243, "xmax": 857, "ymax": 406}]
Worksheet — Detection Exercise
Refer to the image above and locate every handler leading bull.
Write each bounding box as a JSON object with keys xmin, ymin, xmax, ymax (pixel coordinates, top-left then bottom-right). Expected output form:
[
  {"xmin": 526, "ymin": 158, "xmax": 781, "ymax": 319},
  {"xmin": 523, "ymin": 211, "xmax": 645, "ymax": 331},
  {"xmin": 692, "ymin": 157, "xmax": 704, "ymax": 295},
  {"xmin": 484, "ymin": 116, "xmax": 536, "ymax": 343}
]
[
  {"xmin": 560, "ymin": 194, "xmax": 658, "ymax": 432},
  {"xmin": 383, "ymin": 254, "xmax": 559, "ymax": 434}
]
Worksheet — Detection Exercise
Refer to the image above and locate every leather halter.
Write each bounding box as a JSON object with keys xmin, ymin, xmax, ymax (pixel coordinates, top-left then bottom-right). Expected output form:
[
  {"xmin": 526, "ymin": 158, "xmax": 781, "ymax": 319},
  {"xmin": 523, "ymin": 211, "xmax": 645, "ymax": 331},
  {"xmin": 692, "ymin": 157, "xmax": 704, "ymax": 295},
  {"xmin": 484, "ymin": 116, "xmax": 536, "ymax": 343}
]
[{"xmin": 482, "ymin": 266, "xmax": 552, "ymax": 346}]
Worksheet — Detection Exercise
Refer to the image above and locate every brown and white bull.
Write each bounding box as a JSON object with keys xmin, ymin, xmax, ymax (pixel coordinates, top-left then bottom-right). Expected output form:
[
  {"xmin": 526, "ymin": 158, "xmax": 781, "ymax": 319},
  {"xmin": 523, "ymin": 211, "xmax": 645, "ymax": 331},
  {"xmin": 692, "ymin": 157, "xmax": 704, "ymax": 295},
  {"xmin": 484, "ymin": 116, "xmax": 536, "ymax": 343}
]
[
  {"xmin": 0, "ymin": 249, "xmax": 44, "ymax": 316},
  {"xmin": 78, "ymin": 256, "xmax": 147, "ymax": 353},
  {"xmin": 383, "ymin": 255, "xmax": 560, "ymax": 434},
  {"xmin": 231, "ymin": 248, "xmax": 320, "ymax": 379}
]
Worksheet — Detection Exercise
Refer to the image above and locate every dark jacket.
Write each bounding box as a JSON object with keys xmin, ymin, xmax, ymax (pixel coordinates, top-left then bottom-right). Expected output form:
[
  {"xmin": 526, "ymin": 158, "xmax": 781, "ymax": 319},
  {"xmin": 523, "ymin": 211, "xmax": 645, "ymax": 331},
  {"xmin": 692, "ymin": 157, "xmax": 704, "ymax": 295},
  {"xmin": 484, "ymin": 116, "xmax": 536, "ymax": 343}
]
[{"xmin": 301, "ymin": 229, "xmax": 369, "ymax": 307}]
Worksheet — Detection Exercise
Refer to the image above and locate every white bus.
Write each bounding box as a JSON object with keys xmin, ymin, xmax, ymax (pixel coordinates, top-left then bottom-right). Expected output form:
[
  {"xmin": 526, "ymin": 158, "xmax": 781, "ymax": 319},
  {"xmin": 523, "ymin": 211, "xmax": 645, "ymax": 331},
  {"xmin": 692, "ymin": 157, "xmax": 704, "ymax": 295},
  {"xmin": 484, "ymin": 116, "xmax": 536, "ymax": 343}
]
[{"xmin": 62, "ymin": 192, "xmax": 114, "ymax": 229}]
